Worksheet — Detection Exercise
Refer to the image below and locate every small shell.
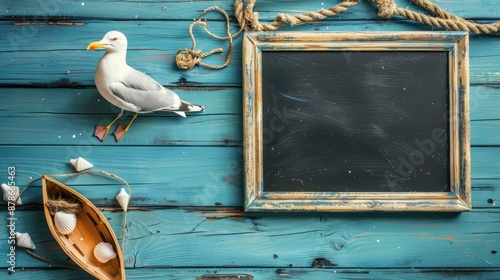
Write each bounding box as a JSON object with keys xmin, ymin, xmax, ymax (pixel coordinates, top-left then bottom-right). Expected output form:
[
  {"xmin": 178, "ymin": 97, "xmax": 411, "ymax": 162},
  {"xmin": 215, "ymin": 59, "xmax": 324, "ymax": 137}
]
[
  {"xmin": 15, "ymin": 232, "xmax": 36, "ymax": 249},
  {"xmin": 93, "ymin": 242, "xmax": 117, "ymax": 263},
  {"xmin": 54, "ymin": 210, "xmax": 77, "ymax": 235},
  {"xmin": 1, "ymin": 183, "xmax": 22, "ymax": 205},
  {"xmin": 69, "ymin": 157, "xmax": 94, "ymax": 172},
  {"xmin": 115, "ymin": 188, "xmax": 130, "ymax": 211}
]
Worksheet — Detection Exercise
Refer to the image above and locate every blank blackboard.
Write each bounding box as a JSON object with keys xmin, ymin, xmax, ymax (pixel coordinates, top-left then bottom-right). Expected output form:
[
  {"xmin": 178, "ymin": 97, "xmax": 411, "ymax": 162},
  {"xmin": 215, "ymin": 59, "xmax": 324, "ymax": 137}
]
[
  {"xmin": 243, "ymin": 32, "xmax": 470, "ymax": 212},
  {"xmin": 261, "ymin": 51, "xmax": 450, "ymax": 193}
]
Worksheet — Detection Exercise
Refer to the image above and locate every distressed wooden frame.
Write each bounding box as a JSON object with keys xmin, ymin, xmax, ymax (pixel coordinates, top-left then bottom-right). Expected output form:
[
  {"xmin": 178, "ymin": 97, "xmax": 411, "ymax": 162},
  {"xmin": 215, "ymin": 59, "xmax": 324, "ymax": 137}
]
[{"xmin": 243, "ymin": 32, "xmax": 470, "ymax": 212}]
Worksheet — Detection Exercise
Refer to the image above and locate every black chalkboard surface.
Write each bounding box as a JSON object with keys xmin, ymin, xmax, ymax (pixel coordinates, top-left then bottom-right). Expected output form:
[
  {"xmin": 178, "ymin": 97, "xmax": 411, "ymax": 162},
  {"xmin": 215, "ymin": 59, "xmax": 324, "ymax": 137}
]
[
  {"xmin": 243, "ymin": 32, "xmax": 470, "ymax": 212},
  {"xmin": 262, "ymin": 51, "xmax": 450, "ymax": 193}
]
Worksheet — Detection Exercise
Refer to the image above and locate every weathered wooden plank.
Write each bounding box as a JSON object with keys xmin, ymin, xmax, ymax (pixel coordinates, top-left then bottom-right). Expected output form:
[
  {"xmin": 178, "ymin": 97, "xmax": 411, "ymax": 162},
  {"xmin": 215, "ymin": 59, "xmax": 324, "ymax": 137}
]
[
  {"xmin": 0, "ymin": 114, "xmax": 242, "ymax": 146},
  {"xmin": 5, "ymin": 176, "xmax": 498, "ymax": 209},
  {"xmin": 1, "ymin": 0, "xmax": 499, "ymax": 20},
  {"xmin": 473, "ymin": 179, "xmax": 500, "ymax": 208},
  {"xmin": 1, "ymin": 87, "xmax": 499, "ymax": 148},
  {"xmin": 471, "ymin": 120, "xmax": 500, "ymax": 146},
  {"xmin": 1, "ymin": 209, "xmax": 499, "ymax": 268},
  {"xmin": 1, "ymin": 85, "xmax": 497, "ymax": 116},
  {"xmin": 5, "ymin": 85, "xmax": 496, "ymax": 119},
  {"xmin": 0, "ymin": 146, "xmax": 241, "ymax": 185},
  {"xmin": 0, "ymin": 88, "xmax": 241, "ymax": 115},
  {"xmin": 1, "ymin": 21, "xmax": 499, "ymax": 87},
  {"xmin": 0, "ymin": 87, "xmax": 242, "ymax": 146},
  {"xmin": 6, "ymin": 267, "xmax": 500, "ymax": 279},
  {"xmin": 472, "ymin": 148, "xmax": 500, "ymax": 179},
  {"xmin": 0, "ymin": 146, "xmax": 498, "ymax": 207},
  {"xmin": 0, "ymin": 105, "xmax": 497, "ymax": 146},
  {"xmin": 470, "ymin": 85, "xmax": 500, "ymax": 121},
  {"xmin": 0, "ymin": 145, "xmax": 242, "ymax": 207}
]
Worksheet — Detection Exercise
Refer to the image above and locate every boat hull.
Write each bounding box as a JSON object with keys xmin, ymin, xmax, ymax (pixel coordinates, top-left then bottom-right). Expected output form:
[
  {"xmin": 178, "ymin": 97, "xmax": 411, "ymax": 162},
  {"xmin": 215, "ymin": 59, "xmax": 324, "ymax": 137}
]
[{"xmin": 42, "ymin": 175, "xmax": 125, "ymax": 280}]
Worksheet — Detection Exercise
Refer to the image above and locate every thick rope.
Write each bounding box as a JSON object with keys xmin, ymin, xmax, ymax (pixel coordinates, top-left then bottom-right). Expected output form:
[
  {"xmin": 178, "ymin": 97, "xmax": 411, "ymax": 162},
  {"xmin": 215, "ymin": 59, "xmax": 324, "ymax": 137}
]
[
  {"xmin": 369, "ymin": 0, "xmax": 500, "ymax": 34},
  {"xmin": 234, "ymin": 0, "xmax": 360, "ymax": 31},
  {"xmin": 176, "ymin": 0, "xmax": 500, "ymax": 71},
  {"xmin": 175, "ymin": 6, "xmax": 241, "ymax": 70},
  {"xmin": 46, "ymin": 196, "xmax": 82, "ymax": 215}
]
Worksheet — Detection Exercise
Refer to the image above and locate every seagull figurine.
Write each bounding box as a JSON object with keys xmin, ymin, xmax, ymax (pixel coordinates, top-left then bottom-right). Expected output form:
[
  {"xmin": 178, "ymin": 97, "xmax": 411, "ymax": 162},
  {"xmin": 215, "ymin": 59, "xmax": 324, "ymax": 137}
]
[{"xmin": 86, "ymin": 31, "xmax": 205, "ymax": 142}]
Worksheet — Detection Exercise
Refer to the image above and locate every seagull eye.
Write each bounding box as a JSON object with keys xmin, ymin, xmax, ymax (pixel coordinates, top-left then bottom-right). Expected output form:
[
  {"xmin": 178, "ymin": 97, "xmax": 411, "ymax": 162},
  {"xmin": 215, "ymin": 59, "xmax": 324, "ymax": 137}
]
[{"xmin": 111, "ymin": 37, "xmax": 118, "ymax": 41}]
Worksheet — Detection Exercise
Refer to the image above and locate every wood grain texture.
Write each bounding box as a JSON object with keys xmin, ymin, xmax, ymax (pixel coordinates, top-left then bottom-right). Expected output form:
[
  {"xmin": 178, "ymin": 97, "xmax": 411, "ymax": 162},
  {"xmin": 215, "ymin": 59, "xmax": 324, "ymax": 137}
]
[
  {"xmin": 6, "ymin": 268, "xmax": 500, "ymax": 280},
  {"xmin": 0, "ymin": 0, "xmax": 499, "ymax": 278},
  {"xmin": 0, "ymin": 146, "xmax": 496, "ymax": 208},
  {"xmin": 1, "ymin": 209, "xmax": 500, "ymax": 268},
  {"xmin": 1, "ymin": 21, "xmax": 499, "ymax": 87},
  {"xmin": 1, "ymin": 0, "xmax": 499, "ymax": 20}
]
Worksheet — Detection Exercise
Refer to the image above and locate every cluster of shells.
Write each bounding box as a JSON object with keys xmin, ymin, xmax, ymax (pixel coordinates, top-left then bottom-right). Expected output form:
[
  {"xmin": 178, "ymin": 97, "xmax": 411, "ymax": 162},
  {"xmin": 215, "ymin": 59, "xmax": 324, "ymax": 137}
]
[{"xmin": 53, "ymin": 211, "xmax": 117, "ymax": 263}]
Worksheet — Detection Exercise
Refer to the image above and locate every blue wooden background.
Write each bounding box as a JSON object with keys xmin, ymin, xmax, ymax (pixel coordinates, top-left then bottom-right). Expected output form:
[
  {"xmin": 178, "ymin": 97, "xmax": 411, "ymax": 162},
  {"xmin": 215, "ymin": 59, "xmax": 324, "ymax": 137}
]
[{"xmin": 1, "ymin": 0, "xmax": 499, "ymax": 279}]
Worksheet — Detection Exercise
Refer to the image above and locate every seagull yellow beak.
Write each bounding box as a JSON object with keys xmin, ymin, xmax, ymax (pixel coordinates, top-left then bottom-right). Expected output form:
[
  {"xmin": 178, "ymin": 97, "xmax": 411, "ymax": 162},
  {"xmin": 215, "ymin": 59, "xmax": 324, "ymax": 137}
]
[{"xmin": 87, "ymin": 41, "xmax": 106, "ymax": 51}]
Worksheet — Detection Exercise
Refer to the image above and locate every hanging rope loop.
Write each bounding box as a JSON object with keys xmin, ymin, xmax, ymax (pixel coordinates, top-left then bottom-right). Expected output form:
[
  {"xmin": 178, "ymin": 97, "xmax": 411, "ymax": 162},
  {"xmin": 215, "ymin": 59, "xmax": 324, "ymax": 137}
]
[
  {"xmin": 175, "ymin": 6, "xmax": 238, "ymax": 70},
  {"xmin": 176, "ymin": 0, "xmax": 500, "ymax": 71}
]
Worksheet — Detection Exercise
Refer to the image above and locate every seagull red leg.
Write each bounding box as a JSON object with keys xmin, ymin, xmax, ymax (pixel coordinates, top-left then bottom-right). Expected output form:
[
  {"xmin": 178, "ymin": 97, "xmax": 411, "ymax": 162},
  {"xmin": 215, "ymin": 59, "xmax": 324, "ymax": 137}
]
[
  {"xmin": 113, "ymin": 112, "xmax": 138, "ymax": 142},
  {"xmin": 94, "ymin": 110, "xmax": 124, "ymax": 141}
]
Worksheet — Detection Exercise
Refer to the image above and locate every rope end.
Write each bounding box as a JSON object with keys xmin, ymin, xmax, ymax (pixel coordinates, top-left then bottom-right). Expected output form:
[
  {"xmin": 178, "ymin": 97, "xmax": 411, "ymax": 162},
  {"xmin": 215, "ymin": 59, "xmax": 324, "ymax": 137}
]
[{"xmin": 176, "ymin": 49, "xmax": 201, "ymax": 70}]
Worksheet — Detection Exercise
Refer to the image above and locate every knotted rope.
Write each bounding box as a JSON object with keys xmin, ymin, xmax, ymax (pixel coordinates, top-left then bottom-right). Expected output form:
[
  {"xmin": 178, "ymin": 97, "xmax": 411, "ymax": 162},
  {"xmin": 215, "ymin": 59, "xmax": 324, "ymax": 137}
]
[
  {"xmin": 176, "ymin": 0, "xmax": 500, "ymax": 70},
  {"xmin": 46, "ymin": 196, "xmax": 82, "ymax": 215},
  {"xmin": 175, "ymin": 6, "xmax": 242, "ymax": 70}
]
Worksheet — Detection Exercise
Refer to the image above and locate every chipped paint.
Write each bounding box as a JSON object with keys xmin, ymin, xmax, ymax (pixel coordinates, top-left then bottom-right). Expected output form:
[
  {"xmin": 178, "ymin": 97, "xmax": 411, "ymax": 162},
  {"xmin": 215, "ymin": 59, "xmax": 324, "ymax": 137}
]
[{"xmin": 14, "ymin": 21, "xmax": 85, "ymax": 26}]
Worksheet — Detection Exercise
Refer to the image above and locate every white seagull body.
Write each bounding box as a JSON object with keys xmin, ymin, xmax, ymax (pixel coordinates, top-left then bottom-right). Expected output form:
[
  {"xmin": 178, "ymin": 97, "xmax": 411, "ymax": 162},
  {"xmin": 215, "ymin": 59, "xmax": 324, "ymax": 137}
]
[{"xmin": 87, "ymin": 31, "xmax": 205, "ymax": 141}]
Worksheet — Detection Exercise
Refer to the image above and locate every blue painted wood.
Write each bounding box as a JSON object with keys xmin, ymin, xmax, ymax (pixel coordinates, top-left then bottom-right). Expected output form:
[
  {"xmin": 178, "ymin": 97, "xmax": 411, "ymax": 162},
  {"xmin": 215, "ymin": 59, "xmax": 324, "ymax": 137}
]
[
  {"xmin": 1, "ymin": 0, "xmax": 498, "ymax": 20},
  {"xmin": 1, "ymin": 21, "xmax": 499, "ymax": 87},
  {"xmin": 7, "ymin": 268, "xmax": 500, "ymax": 279},
  {"xmin": 0, "ymin": 146, "xmax": 499, "ymax": 207},
  {"xmin": 0, "ymin": 0, "xmax": 499, "ymax": 278},
  {"xmin": 7, "ymin": 178, "xmax": 497, "ymax": 209},
  {"xmin": 0, "ymin": 114, "xmax": 242, "ymax": 146},
  {"xmin": 0, "ymin": 88, "xmax": 241, "ymax": 115},
  {"xmin": 470, "ymin": 85, "xmax": 500, "ymax": 121},
  {"xmin": 1, "ymin": 209, "xmax": 499, "ymax": 268},
  {"xmin": 1, "ymin": 86, "xmax": 499, "ymax": 147}
]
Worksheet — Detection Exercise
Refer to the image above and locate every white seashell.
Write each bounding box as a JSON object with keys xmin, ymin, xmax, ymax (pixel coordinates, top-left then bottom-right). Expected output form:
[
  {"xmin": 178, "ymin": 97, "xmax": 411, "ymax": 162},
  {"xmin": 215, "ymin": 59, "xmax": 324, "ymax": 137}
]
[
  {"xmin": 115, "ymin": 188, "xmax": 130, "ymax": 211},
  {"xmin": 69, "ymin": 157, "xmax": 94, "ymax": 172},
  {"xmin": 15, "ymin": 232, "xmax": 36, "ymax": 249},
  {"xmin": 1, "ymin": 183, "xmax": 22, "ymax": 205},
  {"xmin": 93, "ymin": 242, "xmax": 116, "ymax": 263},
  {"xmin": 54, "ymin": 210, "xmax": 77, "ymax": 235}
]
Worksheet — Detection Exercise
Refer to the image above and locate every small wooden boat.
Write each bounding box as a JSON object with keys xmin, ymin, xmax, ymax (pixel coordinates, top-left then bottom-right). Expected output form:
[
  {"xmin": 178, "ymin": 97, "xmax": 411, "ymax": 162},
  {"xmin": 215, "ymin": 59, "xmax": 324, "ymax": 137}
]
[{"xmin": 42, "ymin": 175, "xmax": 125, "ymax": 280}]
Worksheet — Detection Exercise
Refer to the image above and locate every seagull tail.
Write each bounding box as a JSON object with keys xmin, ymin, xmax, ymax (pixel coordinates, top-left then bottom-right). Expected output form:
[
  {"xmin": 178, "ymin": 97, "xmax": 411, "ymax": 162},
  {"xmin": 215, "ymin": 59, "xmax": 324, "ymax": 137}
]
[
  {"xmin": 173, "ymin": 111, "xmax": 187, "ymax": 117},
  {"xmin": 172, "ymin": 100, "xmax": 205, "ymax": 117},
  {"xmin": 179, "ymin": 100, "xmax": 206, "ymax": 113}
]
